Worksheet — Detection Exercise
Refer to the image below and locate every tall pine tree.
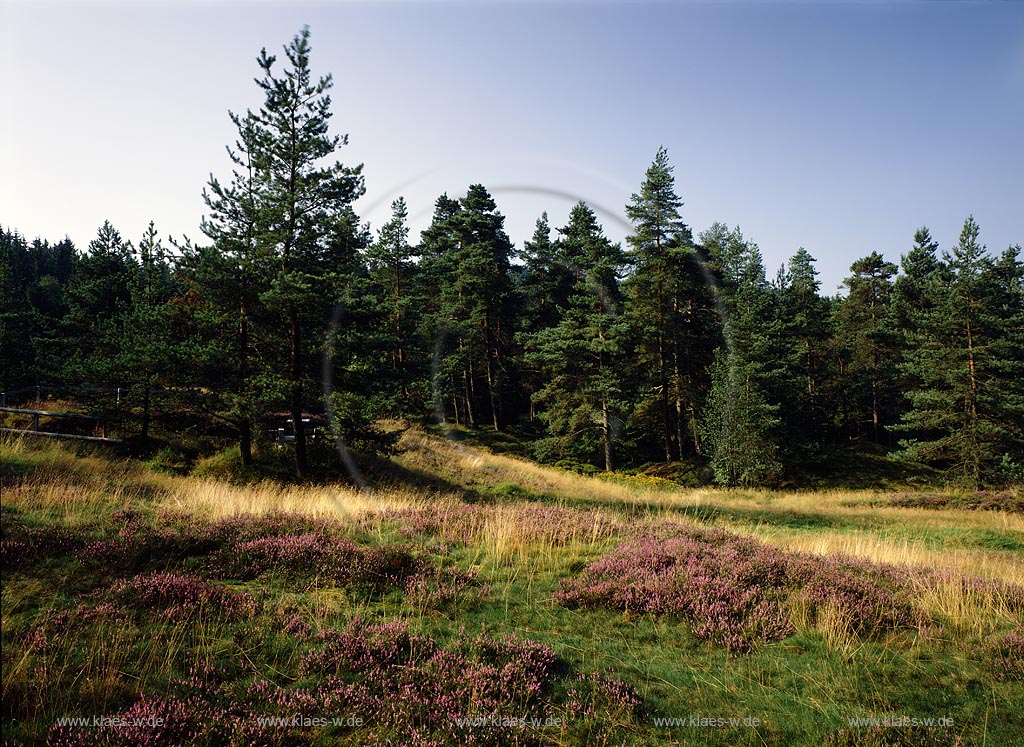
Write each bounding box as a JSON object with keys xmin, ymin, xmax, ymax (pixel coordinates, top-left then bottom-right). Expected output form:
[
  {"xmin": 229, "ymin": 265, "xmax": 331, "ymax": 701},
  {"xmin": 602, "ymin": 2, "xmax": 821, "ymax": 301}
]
[
  {"xmin": 700, "ymin": 227, "xmax": 782, "ymax": 486},
  {"xmin": 624, "ymin": 146, "xmax": 699, "ymax": 462},
  {"xmin": 896, "ymin": 217, "xmax": 1023, "ymax": 486},
  {"xmin": 526, "ymin": 203, "xmax": 630, "ymax": 470}
]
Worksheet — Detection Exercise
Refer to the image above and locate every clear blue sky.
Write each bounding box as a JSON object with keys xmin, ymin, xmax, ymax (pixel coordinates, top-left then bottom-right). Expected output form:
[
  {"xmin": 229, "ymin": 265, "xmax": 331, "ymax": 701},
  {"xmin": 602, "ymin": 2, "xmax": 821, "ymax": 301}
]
[{"xmin": 3, "ymin": 1, "xmax": 1022, "ymax": 292}]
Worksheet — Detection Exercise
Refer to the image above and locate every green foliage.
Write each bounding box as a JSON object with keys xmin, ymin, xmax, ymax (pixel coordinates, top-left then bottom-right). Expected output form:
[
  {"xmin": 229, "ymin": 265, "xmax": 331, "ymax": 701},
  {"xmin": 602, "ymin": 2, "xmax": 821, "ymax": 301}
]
[
  {"xmin": 834, "ymin": 251, "xmax": 900, "ymax": 445},
  {"xmin": 894, "ymin": 217, "xmax": 1024, "ymax": 487},
  {"xmin": 700, "ymin": 227, "xmax": 783, "ymax": 486},
  {"xmin": 422, "ymin": 185, "xmax": 517, "ymax": 432},
  {"xmin": 703, "ymin": 350, "xmax": 783, "ymax": 486},
  {"xmin": 777, "ymin": 247, "xmax": 830, "ymax": 450},
  {"xmin": 624, "ymin": 147, "xmax": 715, "ymax": 463},
  {"xmin": 525, "ymin": 203, "xmax": 631, "ymax": 470},
  {"xmin": 2, "ymin": 32, "xmax": 1022, "ymax": 488}
]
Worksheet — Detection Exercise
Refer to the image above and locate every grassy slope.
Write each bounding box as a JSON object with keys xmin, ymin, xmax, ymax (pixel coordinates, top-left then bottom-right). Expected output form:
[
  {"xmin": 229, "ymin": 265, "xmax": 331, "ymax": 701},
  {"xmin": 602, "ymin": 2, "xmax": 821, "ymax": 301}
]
[{"xmin": 1, "ymin": 431, "xmax": 1022, "ymax": 747}]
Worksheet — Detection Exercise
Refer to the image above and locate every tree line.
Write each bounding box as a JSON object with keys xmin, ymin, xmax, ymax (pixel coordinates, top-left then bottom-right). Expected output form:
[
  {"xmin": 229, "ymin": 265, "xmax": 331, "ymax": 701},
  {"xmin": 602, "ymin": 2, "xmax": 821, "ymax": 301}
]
[{"xmin": 2, "ymin": 28, "xmax": 1021, "ymax": 488}]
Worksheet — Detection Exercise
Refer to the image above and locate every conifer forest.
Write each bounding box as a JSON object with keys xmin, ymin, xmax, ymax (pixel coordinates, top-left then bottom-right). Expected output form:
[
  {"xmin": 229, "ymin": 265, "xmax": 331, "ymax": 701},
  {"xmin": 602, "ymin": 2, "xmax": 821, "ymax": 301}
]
[
  {"xmin": 3, "ymin": 28, "xmax": 1021, "ymax": 489},
  {"xmin": 2, "ymin": 23, "xmax": 1023, "ymax": 747}
]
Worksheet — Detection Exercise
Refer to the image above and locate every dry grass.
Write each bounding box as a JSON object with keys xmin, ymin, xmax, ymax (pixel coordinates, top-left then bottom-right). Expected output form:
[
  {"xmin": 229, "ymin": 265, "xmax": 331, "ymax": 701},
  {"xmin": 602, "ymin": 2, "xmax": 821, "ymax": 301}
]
[
  {"xmin": 159, "ymin": 479, "xmax": 437, "ymax": 523},
  {"xmin": 788, "ymin": 596, "xmax": 861, "ymax": 655},
  {"xmin": 4, "ymin": 431, "xmax": 1021, "ymax": 629},
  {"xmin": 395, "ymin": 428, "xmax": 673, "ymax": 505},
  {"xmin": 744, "ymin": 528, "xmax": 1024, "ymax": 586}
]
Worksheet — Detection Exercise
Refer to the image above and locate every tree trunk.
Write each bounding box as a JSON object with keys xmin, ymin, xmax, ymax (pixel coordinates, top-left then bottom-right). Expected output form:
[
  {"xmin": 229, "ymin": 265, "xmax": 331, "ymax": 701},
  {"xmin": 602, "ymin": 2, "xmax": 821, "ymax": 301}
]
[
  {"xmin": 871, "ymin": 379, "xmax": 879, "ymax": 443},
  {"xmin": 289, "ymin": 301, "xmax": 308, "ymax": 479},
  {"xmin": 483, "ymin": 312, "xmax": 500, "ymax": 431},
  {"xmin": 658, "ymin": 281, "xmax": 672, "ymax": 462},
  {"xmin": 395, "ymin": 264, "xmax": 408, "ymax": 401},
  {"xmin": 239, "ymin": 419, "xmax": 253, "ymax": 465},
  {"xmin": 238, "ymin": 273, "xmax": 253, "ymax": 465},
  {"xmin": 673, "ymin": 356, "xmax": 685, "ymax": 457},
  {"xmin": 485, "ymin": 353, "xmax": 500, "ymax": 431},
  {"xmin": 603, "ymin": 394, "xmax": 614, "ymax": 472},
  {"xmin": 141, "ymin": 386, "xmax": 151, "ymax": 440},
  {"xmin": 688, "ymin": 402, "xmax": 702, "ymax": 455},
  {"xmin": 463, "ymin": 348, "xmax": 476, "ymax": 427},
  {"xmin": 966, "ymin": 315, "xmax": 980, "ymax": 488}
]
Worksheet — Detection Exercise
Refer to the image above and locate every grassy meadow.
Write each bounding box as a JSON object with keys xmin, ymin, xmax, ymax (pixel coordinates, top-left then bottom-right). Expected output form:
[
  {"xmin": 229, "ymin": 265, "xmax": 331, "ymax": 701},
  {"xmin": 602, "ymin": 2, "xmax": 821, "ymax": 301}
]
[{"xmin": 2, "ymin": 428, "xmax": 1022, "ymax": 746}]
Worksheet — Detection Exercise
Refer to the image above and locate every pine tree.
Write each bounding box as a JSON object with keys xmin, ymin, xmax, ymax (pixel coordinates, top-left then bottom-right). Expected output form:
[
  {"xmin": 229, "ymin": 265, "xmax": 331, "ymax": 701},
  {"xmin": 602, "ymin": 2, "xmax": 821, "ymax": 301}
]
[
  {"xmin": 199, "ymin": 26, "xmax": 365, "ymax": 477},
  {"xmin": 114, "ymin": 222, "xmax": 177, "ymax": 439},
  {"xmin": 624, "ymin": 146, "xmax": 702, "ymax": 462},
  {"xmin": 194, "ymin": 108, "xmax": 268, "ymax": 464},
  {"xmin": 893, "ymin": 227, "xmax": 941, "ymax": 334},
  {"xmin": 526, "ymin": 203, "xmax": 630, "ymax": 470},
  {"xmin": 896, "ymin": 217, "xmax": 1023, "ymax": 486},
  {"xmin": 515, "ymin": 212, "xmax": 581, "ymax": 423},
  {"xmin": 1, "ymin": 229, "xmax": 77, "ymax": 389},
  {"xmin": 366, "ymin": 197, "xmax": 419, "ymax": 412},
  {"xmin": 65, "ymin": 222, "xmax": 137, "ymax": 391},
  {"xmin": 777, "ymin": 248, "xmax": 829, "ymax": 449},
  {"xmin": 417, "ymin": 194, "xmax": 465, "ymax": 424},
  {"xmin": 518, "ymin": 212, "xmax": 574, "ymax": 332},
  {"xmin": 836, "ymin": 251, "xmax": 899, "ymax": 443},
  {"xmin": 436, "ymin": 185, "xmax": 516, "ymax": 431},
  {"xmin": 700, "ymin": 228, "xmax": 782, "ymax": 486}
]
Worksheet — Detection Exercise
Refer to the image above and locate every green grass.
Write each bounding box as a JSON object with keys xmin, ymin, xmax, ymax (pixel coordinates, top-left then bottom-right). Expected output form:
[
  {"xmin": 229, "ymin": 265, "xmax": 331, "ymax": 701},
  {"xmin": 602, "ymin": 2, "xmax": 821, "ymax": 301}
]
[{"xmin": 2, "ymin": 434, "xmax": 1022, "ymax": 746}]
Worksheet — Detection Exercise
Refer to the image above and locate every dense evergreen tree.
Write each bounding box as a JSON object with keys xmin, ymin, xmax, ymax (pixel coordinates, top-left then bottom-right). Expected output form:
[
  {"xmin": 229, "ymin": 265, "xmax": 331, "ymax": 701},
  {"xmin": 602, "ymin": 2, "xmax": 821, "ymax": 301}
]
[
  {"xmin": 836, "ymin": 251, "xmax": 899, "ymax": 444},
  {"xmin": 196, "ymin": 27, "xmax": 364, "ymax": 477},
  {"xmin": 776, "ymin": 248, "xmax": 829, "ymax": 450},
  {"xmin": 253, "ymin": 27, "xmax": 365, "ymax": 477},
  {"xmin": 191, "ymin": 107, "xmax": 268, "ymax": 465},
  {"xmin": 518, "ymin": 211, "xmax": 576, "ymax": 332},
  {"xmin": 64, "ymin": 222, "xmax": 137, "ymax": 389},
  {"xmin": 433, "ymin": 185, "xmax": 516, "ymax": 431},
  {"xmin": 895, "ymin": 217, "xmax": 1024, "ymax": 486},
  {"xmin": 526, "ymin": 203, "xmax": 630, "ymax": 470},
  {"xmin": 893, "ymin": 227, "xmax": 941, "ymax": 335},
  {"xmin": 624, "ymin": 146, "xmax": 704, "ymax": 462},
  {"xmin": 1, "ymin": 229, "xmax": 77, "ymax": 389},
  {"xmin": 416, "ymin": 194, "xmax": 464, "ymax": 424},
  {"xmin": 112, "ymin": 223, "xmax": 177, "ymax": 439},
  {"xmin": 700, "ymin": 228, "xmax": 782, "ymax": 486},
  {"xmin": 366, "ymin": 197, "xmax": 420, "ymax": 412}
]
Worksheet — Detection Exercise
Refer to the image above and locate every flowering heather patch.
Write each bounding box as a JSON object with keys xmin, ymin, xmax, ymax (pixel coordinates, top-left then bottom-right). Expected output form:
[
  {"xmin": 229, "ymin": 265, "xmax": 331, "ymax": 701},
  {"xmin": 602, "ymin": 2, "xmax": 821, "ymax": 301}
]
[
  {"xmin": 21, "ymin": 603, "xmax": 133, "ymax": 656},
  {"xmin": 245, "ymin": 675, "xmax": 374, "ymax": 719},
  {"xmin": 0, "ymin": 538, "xmax": 32, "ymax": 569},
  {"xmin": 293, "ymin": 617, "xmax": 580, "ymax": 745},
  {"xmin": 46, "ymin": 695, "xmax": 195, "ymax": 747},
  {"xmin": 209, "ymin": 532, "xmax": 424, "ymax": 589},
  {"xmin": 103, "ymin": 572, "xmax": 258, "ymax": 620},
  {"xmin": 556, "ymin": 526, "xmax": 918, "ymax": 653},
  {"xmin": 402, "ymin": 566, "xmax": 490, "ymax": 610},
  {"xmin": 985, "ymin": 627, "xmax": 1024, "ymax": 681},
  {"xmin": 45, "ymin": 692, "xmax": 291, "ymax": 747},
  {"xmin": 0, "ymin": 526, "xmax": 86, "ymax": 570},
  {"xmin": 80, "ymin": 511, "xmax": 340, "ymax": 572},
  {"xmin": 300, "ymin": 617, "xmax": 433, "ymax": 676},
  {"xmin": 173, "ymin": 510, "xmax": 341, "ymax": 545},
  {"xmin": 564, "ymin": 671, "xmax": 643, "ymax": 722},
  {"xmin": 366, "ymin": 503, "xmax": 619, "ymax": 546}
]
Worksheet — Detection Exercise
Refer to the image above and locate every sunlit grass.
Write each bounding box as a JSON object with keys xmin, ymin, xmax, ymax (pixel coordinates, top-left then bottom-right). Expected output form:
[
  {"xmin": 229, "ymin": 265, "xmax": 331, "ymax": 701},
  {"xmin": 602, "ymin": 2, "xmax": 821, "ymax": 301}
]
[{"xmin": 2, "ymin": 430, "xmax": 1022, "ymax": 745}]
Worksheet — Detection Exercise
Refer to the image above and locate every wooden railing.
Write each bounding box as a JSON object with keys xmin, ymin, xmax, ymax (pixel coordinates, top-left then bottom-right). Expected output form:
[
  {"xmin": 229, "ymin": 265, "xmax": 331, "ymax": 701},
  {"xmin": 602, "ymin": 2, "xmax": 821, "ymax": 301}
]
[{"xmin": 0, "ymin": 407, "xmax": 123, "ymax": 444}]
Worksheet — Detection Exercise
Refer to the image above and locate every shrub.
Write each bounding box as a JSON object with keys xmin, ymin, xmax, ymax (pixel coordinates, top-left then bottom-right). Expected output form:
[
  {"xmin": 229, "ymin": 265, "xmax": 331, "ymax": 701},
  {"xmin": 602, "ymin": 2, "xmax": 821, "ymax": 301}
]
[{"xmin": 557, "ymin": 525, "xmax": 918, "ymax": 653}]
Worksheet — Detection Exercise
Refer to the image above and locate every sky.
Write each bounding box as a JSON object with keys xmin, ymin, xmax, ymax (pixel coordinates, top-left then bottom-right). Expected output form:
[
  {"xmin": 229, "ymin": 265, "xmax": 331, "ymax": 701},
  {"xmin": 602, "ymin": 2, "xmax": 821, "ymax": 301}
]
[{"xmin": 2, "ymin": 0, "xmax": 1022, "ymax": 293}]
